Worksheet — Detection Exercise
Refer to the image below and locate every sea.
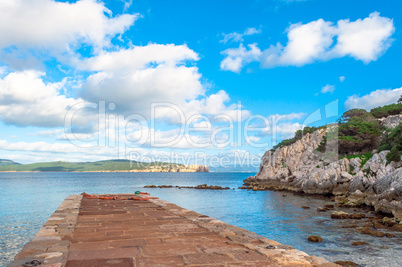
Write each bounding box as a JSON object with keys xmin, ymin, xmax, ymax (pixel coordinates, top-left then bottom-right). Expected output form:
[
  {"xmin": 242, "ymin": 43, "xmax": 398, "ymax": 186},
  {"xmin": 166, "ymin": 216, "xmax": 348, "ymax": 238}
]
[{"xmin": 0, "ymin": 172, "xmax": 401, "ymax": 267}]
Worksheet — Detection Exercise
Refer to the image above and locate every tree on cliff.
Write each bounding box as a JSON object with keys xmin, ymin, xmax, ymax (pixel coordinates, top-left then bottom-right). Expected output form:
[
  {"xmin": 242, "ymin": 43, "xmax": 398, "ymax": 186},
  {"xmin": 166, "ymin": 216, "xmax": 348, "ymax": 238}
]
[
  {"xmin": 370, "ymin": 103, "xmax": 402, "ymax": 118},
  {"xmin": 339, "ymin": 109, "xmax": 368, "ymax": 123},
  {"xmin": 338, "ymin": 109, "xmax": 383, "ymax": 154}
]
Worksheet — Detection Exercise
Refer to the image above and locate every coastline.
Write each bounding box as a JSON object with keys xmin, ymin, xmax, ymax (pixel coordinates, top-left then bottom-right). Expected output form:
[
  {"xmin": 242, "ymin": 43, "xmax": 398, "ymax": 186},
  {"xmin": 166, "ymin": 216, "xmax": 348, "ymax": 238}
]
[
  {"xmin": 9, "ymin": 193, "xmax": 337, "ymax": 267},
  {"xmin": 2, "ymin": 172, "xmax": 401, "ymax": 266}
]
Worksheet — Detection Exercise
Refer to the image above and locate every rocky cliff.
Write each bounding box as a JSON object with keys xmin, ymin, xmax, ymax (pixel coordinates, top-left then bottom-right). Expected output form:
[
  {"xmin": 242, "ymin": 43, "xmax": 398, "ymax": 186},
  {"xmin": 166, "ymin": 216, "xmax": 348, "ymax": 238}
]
[{"xmin": 244, "ymin": 118, "xmax": 402, "ymax": 217}]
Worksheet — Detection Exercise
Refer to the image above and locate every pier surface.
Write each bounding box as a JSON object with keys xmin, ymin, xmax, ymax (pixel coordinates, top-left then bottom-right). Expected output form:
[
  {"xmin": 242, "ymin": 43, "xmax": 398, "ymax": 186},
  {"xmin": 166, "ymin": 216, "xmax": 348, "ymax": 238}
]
[{"xmin": 10, "ymin": 194, "xmax": 338, "ymax": 266}]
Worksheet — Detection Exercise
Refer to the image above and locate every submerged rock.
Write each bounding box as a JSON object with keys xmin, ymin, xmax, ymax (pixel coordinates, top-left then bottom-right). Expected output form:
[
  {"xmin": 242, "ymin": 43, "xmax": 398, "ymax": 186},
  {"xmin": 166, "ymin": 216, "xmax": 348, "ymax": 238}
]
[
  {"xmin": 342, "ymin": 225, "xmax": 358, "ymax": 228},
  {"xmin": 307, "ymin": 236, "xmax": 323, "ymax": 243},
  {"xmin": 352, "ymin": 241, "xmax": 368, "ymax": 246},
  {"xmin": 356, "ymin": 227, "xmax": 385, "ymax": 237}
]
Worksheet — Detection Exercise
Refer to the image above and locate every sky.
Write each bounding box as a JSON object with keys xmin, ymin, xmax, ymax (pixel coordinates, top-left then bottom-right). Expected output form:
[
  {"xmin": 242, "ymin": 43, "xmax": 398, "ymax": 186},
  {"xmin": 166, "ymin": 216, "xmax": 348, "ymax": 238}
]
[{"xmin": 0, "ymin": 0, "xmax": 401, "ymax": 170}]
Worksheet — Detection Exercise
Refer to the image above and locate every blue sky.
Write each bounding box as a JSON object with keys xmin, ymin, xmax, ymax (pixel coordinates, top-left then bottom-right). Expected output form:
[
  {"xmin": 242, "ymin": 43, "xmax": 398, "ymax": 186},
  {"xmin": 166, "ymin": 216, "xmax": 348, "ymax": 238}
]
[{"xmin": 0, "ymin": 0, "xmax": 401, "ymax": 170}]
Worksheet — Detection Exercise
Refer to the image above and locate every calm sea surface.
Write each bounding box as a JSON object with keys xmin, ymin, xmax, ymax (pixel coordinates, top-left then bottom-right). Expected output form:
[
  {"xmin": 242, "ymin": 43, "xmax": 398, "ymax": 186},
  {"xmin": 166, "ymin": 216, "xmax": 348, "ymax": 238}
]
[{"xmin": 0, "ymin": 172, "xmax": 401, "ymax": 266}]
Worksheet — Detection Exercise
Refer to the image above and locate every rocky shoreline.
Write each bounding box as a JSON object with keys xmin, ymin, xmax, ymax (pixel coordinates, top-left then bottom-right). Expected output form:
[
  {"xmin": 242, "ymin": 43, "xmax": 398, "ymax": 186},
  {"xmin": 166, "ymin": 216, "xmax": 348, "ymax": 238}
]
[{"xmin": 242, "ymin": 123, "xmax": 402, "ymax": 218}]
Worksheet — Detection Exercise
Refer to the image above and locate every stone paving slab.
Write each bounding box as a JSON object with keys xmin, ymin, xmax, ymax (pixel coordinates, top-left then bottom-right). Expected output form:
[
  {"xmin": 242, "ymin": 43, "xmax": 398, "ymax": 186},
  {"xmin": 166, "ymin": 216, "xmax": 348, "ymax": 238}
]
[{"xmin": 10, "ymin": 194, "xmax": 339, "ymax": 266}]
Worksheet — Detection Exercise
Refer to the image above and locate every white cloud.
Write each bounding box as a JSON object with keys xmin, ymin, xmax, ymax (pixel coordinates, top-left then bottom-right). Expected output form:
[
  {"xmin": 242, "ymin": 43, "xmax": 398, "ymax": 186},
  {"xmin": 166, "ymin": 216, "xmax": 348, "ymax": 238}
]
[
  {"xmin": 246, "ymin": 136, "xmax": 260, "ymax": 143},
  {"xmin": 220, "ymin": 27, "xmax": 262, "ymax": 44},
  {"xmin": 321, "ymin": 84, "xmax": 335, "ymax": 94},
  {"xmin": 333, "ymin": 12, "xmax": 395, "ymax": 63},
  {"xmin": 0, "ymin": 70, "xmax": 84, "ymax": 127},
  {"xmin": 0, "ymin": 139, "xmax": 108, "ymax": 153},
  {"xmin": 345, "ymin": 87, "xmax": 402, "ymax": 111},
  {"xmin": 276, "ymin": 122, "xmax": 304, "ymax": 138},
  {"xmin": 80, "ymin": 44, "xmax": 199, "ymax": 72},
  {"xmin": 29, "ymin": 129, "xmax": 64, "ymax": 138},
  {"xmin": 0, "ymin": 0, "xmax": 138, "ymax": 52},
  {"xmin": 274, "ymin": 19, "xmax": 335, "ymax": 67},
  {"xmin": 339, "ymin": 76, "xmax": 345, "ymax": 82},
  {"xmin": 272, "ymin": 112, "xmax": 306, "ymax": 121},
  {"xmin": 0, "ymin": 44, "xmax": 250, "ymax": 131},
  {"xmin": 220, "ymin": 44, "xmax": 262, "ymax": 73},
  {"xmin": 258, "ymin": 121, "xmax": 304, "ymax": 139},
  {"xmin": 120, "ymin": 0, "xmax": 133, "ymax": 11},
  {"xmin": 221, "ymin": 12, "xmax": 394, "ymax": 72},
  {"xmin": 81, "ymin": 44, "xmax": 250, "ymax": 122},
  {"xmin": 250, "ymin": 111, "xmax": 305, "ymax": 139}
]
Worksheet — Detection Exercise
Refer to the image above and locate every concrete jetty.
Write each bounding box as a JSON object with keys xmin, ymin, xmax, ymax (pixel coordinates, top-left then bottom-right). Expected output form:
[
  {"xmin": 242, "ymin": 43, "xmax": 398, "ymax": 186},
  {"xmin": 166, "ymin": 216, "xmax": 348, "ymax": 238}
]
[{"xmin": 9, "ymin": 194, "xmax": 338, "ymax": 266}]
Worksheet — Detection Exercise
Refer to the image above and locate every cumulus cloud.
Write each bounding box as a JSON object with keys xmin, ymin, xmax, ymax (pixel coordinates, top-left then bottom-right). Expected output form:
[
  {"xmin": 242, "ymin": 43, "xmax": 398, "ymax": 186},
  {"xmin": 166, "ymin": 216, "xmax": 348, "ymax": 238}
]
[
  {"xmin": 271, "ymin": 19, "xmax": 335, "ymax": 67},
  {"xmin": 0, "ymin": 0, "xmax": 138, "ymax": 52},
  {"xmin": 332, "ymin": 12, "xmax": 395, "ymax": 63},
  {"xmin": 80, "ymin": 44, "xmax": 199, "ymax": 72},
  {"xmin": 221, "ymin": 12, "xmax": 394, "ymax": 72},
  {"xmin": 220, "ymin": 27, "xmax": 262, "ymax": 44},
  {"xmin": 81, "ymin": 44, "xmax": 250, "ymax": 122},
  {"xmin": 220, "ymin": 44, "xmax": 262, "ymax": 73},
  {"xmin": 339, "ymin": 76, "xmax": 346, "ymax": 82},
  {"xmin": 275, "ymin": 122, "xmax": 304, "ymax": 138},
  {"xmin": 321, "ymin": 84, "xmax": 335, "ymax": 94},
  {"xmin": 0, "ymin": 45, "xmax": 250, "ymax": 130},
  {"xmin": 0, "ymin": 70, "xmax": 84, "ymax": 127},
  {"xmin": 345, "ymin": 87, "xmax": 402, "ymax": 111}
]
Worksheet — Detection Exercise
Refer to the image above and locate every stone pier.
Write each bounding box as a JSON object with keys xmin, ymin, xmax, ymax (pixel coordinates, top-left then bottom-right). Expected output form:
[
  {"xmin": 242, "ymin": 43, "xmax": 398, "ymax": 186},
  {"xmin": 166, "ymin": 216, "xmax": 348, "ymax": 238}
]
[{"xmin": 9, "ymin": 194, "xmax": 338, "ymax": 266}]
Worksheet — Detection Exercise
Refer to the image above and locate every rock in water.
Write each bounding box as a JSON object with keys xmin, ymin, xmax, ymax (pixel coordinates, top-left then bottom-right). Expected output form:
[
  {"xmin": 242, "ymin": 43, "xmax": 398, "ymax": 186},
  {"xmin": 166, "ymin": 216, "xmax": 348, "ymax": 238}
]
[
  {"xmin": 307, "ymin": 236, "xmax": 323, "ymax": 242},
  {"xmin": 352, "ymin": 241, "xmax": 368, "ymax": 246},
  {"xmin": 356, "ymin": 227, "xmax": 385, "ymax": 237},
  {"xmin": 331, "ymin": 211, "xmax": 349, "ymax": 219}
]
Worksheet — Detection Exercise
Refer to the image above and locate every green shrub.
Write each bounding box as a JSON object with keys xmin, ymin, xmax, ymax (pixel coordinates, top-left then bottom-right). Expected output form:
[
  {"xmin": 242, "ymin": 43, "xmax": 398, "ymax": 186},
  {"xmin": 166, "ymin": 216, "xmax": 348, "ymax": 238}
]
[
  {"xmin": 386, "ymin": 147, "xmax": 401, "ymax": 164},
  {"xmin": 338, "ymin": 113, "xmax": 382, "ymax": 154},
  {"xmin": 378, "ymin": 123, "xmax": 402, "ymax": 153},
  {"xmin": 370, "ymin": 103, "xmax": 402, "ymax": 118},
  {"xmin": 340, "ymin": 109, "xmax": 369, "ymax": 123}
]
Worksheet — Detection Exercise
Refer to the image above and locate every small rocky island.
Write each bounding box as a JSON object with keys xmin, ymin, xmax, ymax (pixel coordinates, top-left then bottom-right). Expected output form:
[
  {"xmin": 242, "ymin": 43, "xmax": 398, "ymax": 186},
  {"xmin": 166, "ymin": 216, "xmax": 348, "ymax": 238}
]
[{"xmin": 244, "ymin": 103, "xmax": 402, "ymax": 218}]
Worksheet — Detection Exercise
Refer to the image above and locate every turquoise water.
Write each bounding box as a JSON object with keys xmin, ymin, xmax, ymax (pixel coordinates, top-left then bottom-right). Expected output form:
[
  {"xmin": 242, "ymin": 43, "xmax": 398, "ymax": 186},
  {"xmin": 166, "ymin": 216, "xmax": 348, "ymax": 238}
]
[{"xmin": 0, "ymin": 172, "xmax": 401, "ymax": 267}]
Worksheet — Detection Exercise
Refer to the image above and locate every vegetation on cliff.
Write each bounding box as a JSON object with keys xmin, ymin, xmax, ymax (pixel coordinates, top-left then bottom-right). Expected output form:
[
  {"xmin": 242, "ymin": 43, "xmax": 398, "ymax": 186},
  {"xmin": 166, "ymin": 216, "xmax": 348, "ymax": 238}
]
[
  {"xmin": 271, "ymin": 99, "xmax": 402, "ymax": 161},
  {"xmin": 271, "ymin": 126, "xmax": 326, "ymax": 151},
  {"xmin": 337, "ymin": 109, "xmax": 383, "ymax": 154},
  {"xmin": 370, "ymin": 103, "xmax": 402, "ymax": 118}
]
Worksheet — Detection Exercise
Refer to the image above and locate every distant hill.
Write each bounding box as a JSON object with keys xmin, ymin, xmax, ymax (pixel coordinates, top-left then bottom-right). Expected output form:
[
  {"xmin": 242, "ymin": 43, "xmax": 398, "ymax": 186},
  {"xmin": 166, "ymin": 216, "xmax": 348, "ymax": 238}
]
[
  {"xmin": 0, "ymin": 159, "xmax": 208, "ymax": 172},
  {"xmin": 0, "ymin": 159, "xmax": 20, "ymax": 167}
]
